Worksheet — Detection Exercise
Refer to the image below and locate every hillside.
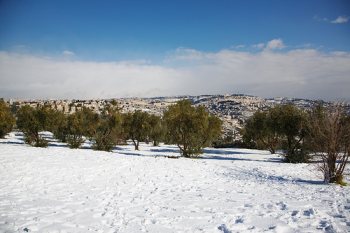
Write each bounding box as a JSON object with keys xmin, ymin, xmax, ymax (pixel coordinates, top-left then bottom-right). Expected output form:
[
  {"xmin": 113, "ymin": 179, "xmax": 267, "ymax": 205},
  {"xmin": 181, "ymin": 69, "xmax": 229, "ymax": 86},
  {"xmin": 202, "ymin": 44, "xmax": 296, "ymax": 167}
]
[{"xmin": 7, "ymin": 94, "xmax": 340, "ymax": 138}]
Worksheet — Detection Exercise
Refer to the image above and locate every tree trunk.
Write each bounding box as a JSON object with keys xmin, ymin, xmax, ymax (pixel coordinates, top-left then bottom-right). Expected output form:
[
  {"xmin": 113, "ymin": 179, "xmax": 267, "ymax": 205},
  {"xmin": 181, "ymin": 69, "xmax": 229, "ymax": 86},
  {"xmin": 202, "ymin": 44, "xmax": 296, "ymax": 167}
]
[
  {"xmin": 132, "ymin": 139, "xmax": 139, "ymax": 150},
  {"xmin": 178, "ymin": 144, "xmax": 190, "ymax": 157},
  {"xmin": 329, "ymin": 174, "xmax": 343, "ymax": 184}
]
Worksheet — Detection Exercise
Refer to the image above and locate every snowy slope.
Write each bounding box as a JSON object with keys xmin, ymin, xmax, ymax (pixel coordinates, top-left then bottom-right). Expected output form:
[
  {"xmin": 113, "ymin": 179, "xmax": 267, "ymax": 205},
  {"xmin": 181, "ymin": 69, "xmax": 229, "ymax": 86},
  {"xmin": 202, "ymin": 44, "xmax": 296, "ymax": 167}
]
[{"xmin": 0, "ymin": 133, "xmax": 349, "ymax": 233}]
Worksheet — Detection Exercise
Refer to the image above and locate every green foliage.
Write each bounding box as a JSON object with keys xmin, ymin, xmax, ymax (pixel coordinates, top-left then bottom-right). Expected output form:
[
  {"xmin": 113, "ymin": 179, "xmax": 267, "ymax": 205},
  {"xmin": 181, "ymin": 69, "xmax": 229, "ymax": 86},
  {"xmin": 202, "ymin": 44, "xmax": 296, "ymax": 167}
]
[
  {"xmin": 243, "ymin": 104, "xmax": 310, "ymax": 162},
  {"xmin": 31, "ymin": 137, "xmax": 49, "ymax": 147},
  {"xmin": 41, "ymin": 107, "xmax": 61, "ymax": 135},
  {"xmin": 242, "ymin": 110, "xmax": 280, "ymax": 154},
  {"xmin": 0, "ymin": 99, "xmax": 15, "ymax": 138},
  {"xmin": 276, "ymin": 105, "xmax": 310, "ymax": 163},
  {"xmin": 92, "ymin": 105, "xmax": 123, "ymax": 152},
  {"xmin": 81, "ymin": 107, "xmax": 99, "ymax": 139},
  {"xmin": 66, "ymin": 110, "xmax": 86, "ymax": 149},
  {"xmin": 51, "ymin": 111, "xmax": 69, "ymax": 142},
  {"xmin": 65, "ymin": 108, "xmax": 101, "ymax": 149},
  {"xmin": 123, "ymin": 110, "xmax": 151, "ymax": 150},
  {"xmin": 213, "ymin": 129, "xmax": 248, "ymax": 148},
  {"xmin": 148, "ymin": 114, "xmax": 164, "ymax": 146},
  {"xmin": 163, "ymin": 100, "xmax": 222, "ymax": 157},
  {"xmin": 16, "ymin": 105, "xmax": 50, "ymax": 147}
]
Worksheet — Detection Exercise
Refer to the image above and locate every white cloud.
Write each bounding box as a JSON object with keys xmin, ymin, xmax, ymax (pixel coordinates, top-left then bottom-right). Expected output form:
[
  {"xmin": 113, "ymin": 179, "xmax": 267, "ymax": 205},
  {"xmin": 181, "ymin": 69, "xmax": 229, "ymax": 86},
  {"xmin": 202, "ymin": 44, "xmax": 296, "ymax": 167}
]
[
  {"xmin": 252, "ymin": 43, "xmax": 265, "ymax": 49},
  {"xmin": 331, "ymin": 16, "xmax": 349, "ymax": 24},
  {"xmin": 62, "ymin": 50, "xmax": 75, "ymax": 56},
  {"xmin": 265, "ymin": 39, "xmax": 285, "ymax": 50},
  {"xmin": 1, "ymin": 43, "xmax": 350, "ymax": 100},
  {"xmin": 252, "ymin": 39, "xmax": 285, "ymax": 50},
  {"xmin": 315, "ymin": 15, "xmax": 349, "ymax": 24}
]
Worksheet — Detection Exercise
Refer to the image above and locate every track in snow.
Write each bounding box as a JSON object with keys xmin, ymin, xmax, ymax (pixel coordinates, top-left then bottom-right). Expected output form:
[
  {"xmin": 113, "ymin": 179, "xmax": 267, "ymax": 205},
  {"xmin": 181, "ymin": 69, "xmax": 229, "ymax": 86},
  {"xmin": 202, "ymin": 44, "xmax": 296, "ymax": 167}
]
[{"xmin": 0, "ymin": 132, "xmax": 349, "ymax": 232}]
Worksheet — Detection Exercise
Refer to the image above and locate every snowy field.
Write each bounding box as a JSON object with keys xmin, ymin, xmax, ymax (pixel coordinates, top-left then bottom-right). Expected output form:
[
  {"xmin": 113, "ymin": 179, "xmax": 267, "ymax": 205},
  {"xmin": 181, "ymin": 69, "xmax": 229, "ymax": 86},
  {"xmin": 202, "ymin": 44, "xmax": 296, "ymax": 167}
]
[{"xmin": 0, "ymin": 132, "xmax": 349, "ymax": 233}]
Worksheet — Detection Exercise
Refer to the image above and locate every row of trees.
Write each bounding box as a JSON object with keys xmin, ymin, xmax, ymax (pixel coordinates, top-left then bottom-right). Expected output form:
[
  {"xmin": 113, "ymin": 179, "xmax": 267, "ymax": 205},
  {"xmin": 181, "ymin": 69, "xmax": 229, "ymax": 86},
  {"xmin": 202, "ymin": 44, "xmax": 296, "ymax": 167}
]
[
  {"xmin": 0, "ymin": 99, "xmax": 222, "ymax": 158},
  {"xmin": 242, "ymin": 104, "xmax": 350, "ymax": 184},
  {"xmin": 2, "ymin": 98, "xmax": 348, "ymax": 184}
]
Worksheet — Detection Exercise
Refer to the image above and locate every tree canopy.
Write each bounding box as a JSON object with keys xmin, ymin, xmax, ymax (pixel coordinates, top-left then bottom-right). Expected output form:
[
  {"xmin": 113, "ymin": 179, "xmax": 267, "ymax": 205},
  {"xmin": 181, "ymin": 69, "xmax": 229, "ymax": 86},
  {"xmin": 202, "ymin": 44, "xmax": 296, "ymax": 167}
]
[{"xmin": 163, "ymin": 100, "xmax": 222, "ymax": 157}]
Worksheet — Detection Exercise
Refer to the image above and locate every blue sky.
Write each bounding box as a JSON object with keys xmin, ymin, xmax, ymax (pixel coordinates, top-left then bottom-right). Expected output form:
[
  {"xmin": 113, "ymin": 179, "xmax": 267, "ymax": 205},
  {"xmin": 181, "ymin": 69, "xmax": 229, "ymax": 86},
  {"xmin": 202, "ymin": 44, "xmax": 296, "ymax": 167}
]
[
  {"xmin": 1, "ymin": 0, "xmax": 349, "ymax": 60},
  {"xmin": 0, "ymin": 0, "xmax": 349, "ymax": 100}
]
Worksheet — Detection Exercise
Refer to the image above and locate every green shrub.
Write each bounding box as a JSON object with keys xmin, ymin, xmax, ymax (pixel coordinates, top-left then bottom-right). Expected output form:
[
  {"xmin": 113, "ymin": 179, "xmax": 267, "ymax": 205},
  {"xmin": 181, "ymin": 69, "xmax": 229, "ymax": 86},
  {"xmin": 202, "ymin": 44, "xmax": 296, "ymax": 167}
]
[
  {"xmin": 92, "ymin": 103, "xmax": 122, "ymax": 152},
  {"xmin": 66, "ymin": 135, "xmax": 85, "ymax": 149},
  {"xmin": 122, "ymin": 110, "xmax": 150, "ymax": 150},
  {"xmin": 243, "ymin": 104, "xmax": 310, "ymax": 163},
  {"xmin": 0, "ymin": 99, "xmax": 15, "ymax": 138},
  {"xmin": 16, "ymin": 105, "xmax": 49, "ymax": 147},
  {"xmin": 66, "ymin": 111, "xmax": 86, "ymax": 149}
]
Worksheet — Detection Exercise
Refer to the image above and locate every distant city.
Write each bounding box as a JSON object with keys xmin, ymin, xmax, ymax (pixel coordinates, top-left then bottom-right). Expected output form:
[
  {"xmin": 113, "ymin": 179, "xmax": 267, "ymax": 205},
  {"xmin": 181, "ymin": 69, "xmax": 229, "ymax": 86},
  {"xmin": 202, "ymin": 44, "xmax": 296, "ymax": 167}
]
[{"xmin": 4, "ymin": 94, "xmax": 348, "ymax": 139}]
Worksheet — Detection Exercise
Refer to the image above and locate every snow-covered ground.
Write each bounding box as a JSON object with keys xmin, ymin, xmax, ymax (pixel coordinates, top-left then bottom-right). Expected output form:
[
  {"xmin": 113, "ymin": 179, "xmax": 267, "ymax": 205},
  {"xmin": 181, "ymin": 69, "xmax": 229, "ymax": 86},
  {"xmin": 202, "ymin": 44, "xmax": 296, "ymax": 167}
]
[{"xmin": 0, "ymin": 132, "xmax": 349, "ymax": 233}]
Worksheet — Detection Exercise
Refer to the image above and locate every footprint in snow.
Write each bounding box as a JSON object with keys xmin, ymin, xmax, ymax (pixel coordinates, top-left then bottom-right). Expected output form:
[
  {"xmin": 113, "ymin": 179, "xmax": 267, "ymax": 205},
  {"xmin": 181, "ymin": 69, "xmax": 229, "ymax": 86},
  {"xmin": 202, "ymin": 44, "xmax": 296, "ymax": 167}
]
[
  {"xmin": 218, "ymin": 224, "xmax": 232, "ymax": 233},
  {"xmin": 291, "ymin": 210, "xmax": 299, "ymax": 217},
  {"xmin": 276, "ymin": 201, "xmax": 287, "ymax": 210},
  {"xmin": 234, "ymin": 216, "xmax": 244, "ymax": 224},
  {"xmin": 303, "ymin": 208, "xmax": 316, "ymax": 217},
  {"xmin": 317, "ymin": 220, "xmax": 336, "ymax": 232}
]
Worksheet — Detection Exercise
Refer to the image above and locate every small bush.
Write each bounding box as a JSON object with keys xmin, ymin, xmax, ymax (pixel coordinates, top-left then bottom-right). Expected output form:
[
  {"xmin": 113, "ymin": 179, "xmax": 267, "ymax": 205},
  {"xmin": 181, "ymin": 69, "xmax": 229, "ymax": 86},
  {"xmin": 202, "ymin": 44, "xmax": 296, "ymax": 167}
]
[
  {"xmin": 34, "ymin": 137, "xmax": 49, "ymax": 147},
  {"xmin": 51, "ymin": 111, "xmax": 68, "ymax": 142},
  {"xmin": 24, "ymin": 134, "xmax": 48, "ymax": 147},
  {"xmin": 92, "ymin": 133, "xmax": 115, "ymax": 151},
  {"xmin": 309, "ymin": 104, "xmax": 350, "ymax": 184},
  {"xmin": 66, "ymin": 135, "xmax": 85, "ymax": 149},
  {"xmin": 65, "ymin": 111, "xmax": 86, "ymax": 149},
  {"xmin": 283, "ymin": 150, "xmax": 311, "ymax": 163}
]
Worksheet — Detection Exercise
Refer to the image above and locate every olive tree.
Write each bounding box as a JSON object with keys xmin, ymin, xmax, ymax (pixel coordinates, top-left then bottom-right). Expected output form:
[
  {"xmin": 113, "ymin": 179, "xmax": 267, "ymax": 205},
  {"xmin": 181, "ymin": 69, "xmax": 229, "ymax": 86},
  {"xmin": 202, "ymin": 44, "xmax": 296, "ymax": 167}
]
[
  {"xmin": 163, "ymin": 100, "xmax": 222, "ymax": 157},
  {"xmin": 16, "ymin": 105, "xmax": 50, "ymax": 147},
  {"xmin": 66, "ymin": 110, "xmax": 86, "ymax": 148},
  {"xmin": 277, "ymin": 105, "xmax": 310, "ymax": 163},
  {"xmin": 92, "ymin": 104, "xmax": 123, "ymax": 152},
  {"xmin": 148, "ymin": 114, "xmax": 164, "ymax": 146},
  {"xmin": 51, "ymin": 110, "xmax": 69, "ymax": 142},
  {"xmin": 242, "ymin": 104, "xmax": 310, "ymax": 162},
  {"xmin": 242, "ymin": 110, "xmax": 280, "ymax": 154},
  {"xmin": 123, "ymin": 110, "xmax": 150, "ymax": 150},
  {"xmin": 0, "ymin": 99, "xmax": 15, "ymax": 138}
]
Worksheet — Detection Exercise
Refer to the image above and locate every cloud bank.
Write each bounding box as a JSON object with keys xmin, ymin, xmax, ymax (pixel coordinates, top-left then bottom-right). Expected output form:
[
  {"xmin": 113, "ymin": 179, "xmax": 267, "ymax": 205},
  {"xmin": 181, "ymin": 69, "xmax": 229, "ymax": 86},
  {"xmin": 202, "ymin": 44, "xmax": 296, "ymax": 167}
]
[{"xmin": 1, "ymin": 39, "xmax": 350, "ymax": 100}]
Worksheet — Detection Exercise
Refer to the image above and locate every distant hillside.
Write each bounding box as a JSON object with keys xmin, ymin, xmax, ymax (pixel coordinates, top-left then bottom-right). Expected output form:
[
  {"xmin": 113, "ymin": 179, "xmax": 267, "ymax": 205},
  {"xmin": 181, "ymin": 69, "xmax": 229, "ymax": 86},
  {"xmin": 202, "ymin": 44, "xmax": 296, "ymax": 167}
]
[{"xmin": 6, "ymin": 94, "xmax": 348, "ymax": 138}]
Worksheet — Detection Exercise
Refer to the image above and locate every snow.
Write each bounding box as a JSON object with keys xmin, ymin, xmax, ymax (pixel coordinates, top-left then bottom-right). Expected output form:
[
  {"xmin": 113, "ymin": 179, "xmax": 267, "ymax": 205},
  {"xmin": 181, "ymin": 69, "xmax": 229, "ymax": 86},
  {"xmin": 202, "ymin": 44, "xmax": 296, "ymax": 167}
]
[{"xmin": 0, "ymin": 132, "xmax": 349, "ymax": 232}]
